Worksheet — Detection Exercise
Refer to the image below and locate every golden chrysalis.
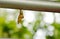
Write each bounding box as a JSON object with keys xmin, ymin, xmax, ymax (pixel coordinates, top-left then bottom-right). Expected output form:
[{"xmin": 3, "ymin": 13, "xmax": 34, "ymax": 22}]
[{"xmin": 17, "ymin": 10, "xmax": 24, "ymax": 24}]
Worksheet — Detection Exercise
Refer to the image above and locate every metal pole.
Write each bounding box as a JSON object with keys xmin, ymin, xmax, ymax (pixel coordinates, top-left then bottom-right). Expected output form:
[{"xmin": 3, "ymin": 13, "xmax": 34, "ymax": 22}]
[{"xmin": 0, "ymin": 0, "xmax": 60, "ymax": 12}]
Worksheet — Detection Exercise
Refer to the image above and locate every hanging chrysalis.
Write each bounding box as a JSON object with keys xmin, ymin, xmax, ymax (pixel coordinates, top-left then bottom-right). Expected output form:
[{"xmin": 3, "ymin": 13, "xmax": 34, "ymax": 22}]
[{"xmin": 17, "ymin": 10, "xmax": 24, "ymax": 24}]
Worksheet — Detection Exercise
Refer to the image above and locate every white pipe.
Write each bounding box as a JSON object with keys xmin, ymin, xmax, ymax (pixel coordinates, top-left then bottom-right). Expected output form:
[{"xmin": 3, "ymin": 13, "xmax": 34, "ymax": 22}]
[{"xmin": 0, "ymin": 0, "xmax": 60, "ymax": 12}]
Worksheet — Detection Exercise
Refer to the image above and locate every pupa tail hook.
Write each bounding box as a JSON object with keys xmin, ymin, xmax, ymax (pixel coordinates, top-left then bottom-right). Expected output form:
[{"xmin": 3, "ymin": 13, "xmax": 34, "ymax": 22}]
[{"xmin": 17, "ymin": 9, "xmax": 24, "ymax": 24}]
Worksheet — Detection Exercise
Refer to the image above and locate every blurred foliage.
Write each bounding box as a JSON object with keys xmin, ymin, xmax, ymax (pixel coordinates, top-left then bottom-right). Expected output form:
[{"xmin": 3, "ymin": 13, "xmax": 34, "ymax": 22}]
[
  {"xmin": 56, "ymin": 0, "xmax": 60, "ymax": 2},
  {"xmin": 0, "ymin": 10, "xmax": 32, "ymax": 39},
  {"xmin": 52, "ymin": 22, "xmax": 60, "ymax": 39},
  {"xmin": 0, "ymin": 9, "xmax": 60, "ymax": 39},
  {"xmin": 33, "ymin": 20, "xmax": 41, "ymax": 32},
  {"xmin": 46, "ymin": 36, "xmax": 55, "ymax": 39}
]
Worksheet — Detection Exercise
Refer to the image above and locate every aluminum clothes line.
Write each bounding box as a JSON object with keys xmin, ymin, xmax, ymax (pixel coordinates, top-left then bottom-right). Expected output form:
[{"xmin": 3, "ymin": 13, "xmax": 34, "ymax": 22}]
[{"xmin": 0, "ymin": 0, "xmax": 60, "ymax": 12}]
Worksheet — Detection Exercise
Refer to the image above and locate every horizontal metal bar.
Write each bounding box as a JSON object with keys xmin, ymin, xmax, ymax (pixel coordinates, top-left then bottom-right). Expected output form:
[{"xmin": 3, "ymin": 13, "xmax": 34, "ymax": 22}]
[{"xmin": 0, "ymin": 0, "xmax": 60, "ymax": 12}]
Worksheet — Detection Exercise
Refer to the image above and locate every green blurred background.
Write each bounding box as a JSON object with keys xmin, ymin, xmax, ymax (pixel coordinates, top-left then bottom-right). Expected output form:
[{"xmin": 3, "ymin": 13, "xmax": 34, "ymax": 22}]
[{"xmin": 0, "ymin": 8, "xmax": 60, "ymax": 39}]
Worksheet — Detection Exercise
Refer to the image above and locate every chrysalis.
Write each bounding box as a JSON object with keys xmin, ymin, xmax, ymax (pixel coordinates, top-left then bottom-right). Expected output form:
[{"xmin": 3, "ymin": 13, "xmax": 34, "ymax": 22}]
[{"xmin": 18, "ymin": 10, "xmax": 24, "ymax": 24}]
